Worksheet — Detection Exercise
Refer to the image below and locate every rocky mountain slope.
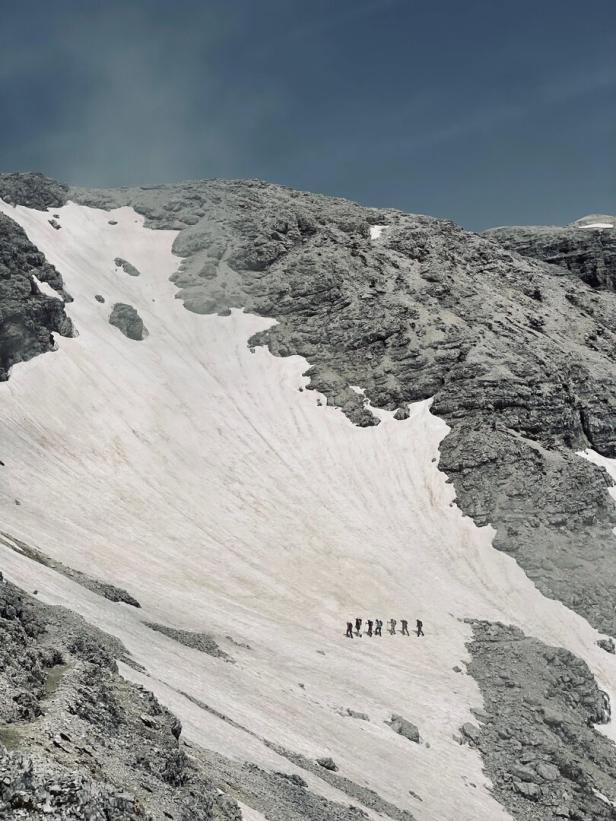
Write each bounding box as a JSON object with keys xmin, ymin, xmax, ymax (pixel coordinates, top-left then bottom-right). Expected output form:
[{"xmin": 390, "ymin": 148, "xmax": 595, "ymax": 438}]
[
  {"xmin": 1, "ymin": 172, "xmax": 616, "ymax": 820},
  {"xmin": 484, "ymin": 216, "xmax": 616, "ymax": 291}
]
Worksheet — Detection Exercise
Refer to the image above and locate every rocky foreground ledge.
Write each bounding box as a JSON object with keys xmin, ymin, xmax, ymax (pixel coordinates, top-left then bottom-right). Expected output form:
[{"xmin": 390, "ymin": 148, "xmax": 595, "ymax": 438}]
[{"xmin": 0, "ymin": 570, "xmax": 242, "ymax": 820}]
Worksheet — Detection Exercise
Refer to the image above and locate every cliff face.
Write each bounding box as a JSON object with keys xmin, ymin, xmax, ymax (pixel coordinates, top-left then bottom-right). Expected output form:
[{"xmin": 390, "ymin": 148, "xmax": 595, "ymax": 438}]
[
  {"xmin": 0, "ymin": 212, "xmax": 73, "ymax": 380},
  {"xmin": 483, "ymin": 219, "xmax": 616, "ymax": 291}
]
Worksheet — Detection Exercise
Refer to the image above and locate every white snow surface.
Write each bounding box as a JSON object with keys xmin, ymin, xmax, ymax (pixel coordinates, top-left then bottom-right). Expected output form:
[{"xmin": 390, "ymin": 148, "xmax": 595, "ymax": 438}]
[
  {"xmin": 578, "ymin": 223, "xmax": 614, "ymax": 229},
  {"xmin": 369, "ymin": 224, "xmax": 386, "ymax": 240},
  {"xmin": 1, "ymin": 200, "xmax": 616, "ymax": 820}
]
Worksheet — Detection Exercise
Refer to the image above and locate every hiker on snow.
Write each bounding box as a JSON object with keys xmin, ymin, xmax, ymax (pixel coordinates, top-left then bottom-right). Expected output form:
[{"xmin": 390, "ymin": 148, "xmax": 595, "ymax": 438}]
[
  {"xmin": 355, "ymin": 617, "xmax": 363, "ymax": 636},
  {"xmin": 367, "ymin": 619, "xmax": 374, "ymax": 637},
  {"xmin": 375, "ymin": 619, "xmax": 383, "ymax": 636},
  {"xmin": 401, "ymin": 619, "xmax": 410, "ymax": 636},
  {"xmin": 346, "ymin": 622, "xmax": 354, "ymax": 638},
  {"xmin": 416, "ymin": 619, "xmax": 424, "ymax": 637},
  {"xmin": 389, "ymin": 618, "xmax": 397, "ymax": 635}
]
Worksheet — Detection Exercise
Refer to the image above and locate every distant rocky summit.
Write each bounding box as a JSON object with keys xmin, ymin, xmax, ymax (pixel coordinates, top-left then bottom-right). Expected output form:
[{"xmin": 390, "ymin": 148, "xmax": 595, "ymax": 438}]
[{"xmin": 484, "ymin": 214, "xmax": 616, "ymax": 290}]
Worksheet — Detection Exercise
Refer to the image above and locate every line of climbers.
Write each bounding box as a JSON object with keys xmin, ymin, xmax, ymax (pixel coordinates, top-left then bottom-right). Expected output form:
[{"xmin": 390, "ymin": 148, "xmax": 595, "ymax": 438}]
[{"xmin": 345, "ymin": 618, "xmax": 424, "ymax": 638}]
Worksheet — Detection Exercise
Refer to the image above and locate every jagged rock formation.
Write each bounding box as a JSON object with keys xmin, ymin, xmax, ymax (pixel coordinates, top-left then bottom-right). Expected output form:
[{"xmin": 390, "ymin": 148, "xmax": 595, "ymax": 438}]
[
  {"xmin": 466, "ymin": 621, "xmax": 616, "ymax": 820},
  {"xmin": 484, "ymin": 217, "xmax": 616, "ymax": 291},
  {"xmin": 0, "ymin": 571, "xmax": 241, "ymax": 820},
  {"xmin": 109, "ymin": 302, "xmax": 147, "ymax": 340},
  {"xmin": 72, "ymin": 180, "xmax": 616, "ymax": 638},
  {"xmin": 0, "ymin": 213, "xmax": 73, "ymax": 380},
  {"xmin": 0, "ymin": 172, "xmax": 69, "ymax": 211}
]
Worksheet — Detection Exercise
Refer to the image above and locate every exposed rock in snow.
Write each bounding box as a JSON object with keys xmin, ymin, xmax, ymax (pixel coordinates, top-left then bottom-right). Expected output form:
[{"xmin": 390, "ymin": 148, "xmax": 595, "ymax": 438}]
[
  {"xmin": 0, "ymin": 211, "xmax": 73, "ymax": 380},
  {"xmin": 0, "ymin": 172, "xmax": 69, "ymax": 211},
  {"xmin": 109, "ymin": 302, "xmax": 147, "ymax": 340},
  {"xmin": 145, "ymin": 621, "xmax": 233, "ymax": 661},
  {"xmin": 114, "ymin": 256, "xmax": 142, "ymax": 277},
  {"xmin": 316, "ymin": 757, "xmax": 339, "ymax": 772},
  {"xmin": 598, "ymin": 638, "xmax": 616, "ymax": 654},
  {"xmin": 467, "ymin": 620, "xmax": 616, "ymax": 820},
  {"xmin": 386, "ymin": 715, "xmax": 421, "ymax": 744}
]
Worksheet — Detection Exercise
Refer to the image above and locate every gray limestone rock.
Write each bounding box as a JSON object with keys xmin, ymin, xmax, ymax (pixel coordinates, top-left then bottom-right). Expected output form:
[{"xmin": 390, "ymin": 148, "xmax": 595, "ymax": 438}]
[
  {"xmin": 109, "ymin": 302, "xmax": 147, "ymax": 341},
  {"xmin": 0, "ymin": 172, "xmax": 68, "ymax": 210},
  {"xmin": 114, "ymin": 257, "xmax": 142, "ymax": 277},
  {"xmin": 598, "ymin": 637, "xmax": 615, "ymax": 654},
  {"xmin": 484, "ymin": 219, "xmax": 616, "ymax": 291},
  {"xmin": 144, "ymin": 622, "xmax": 233, "ymax": 661},
  {"xmin": 386, "ymin": 715, "xmax": 421, "ymax": 744},
  {"xmin": 0, "ymin": 213, "xmax": 73, "ymax": 380},
  {"xmin": 466, "ymin": 620, "xmax": 616, "ymax": 820},
  {"xmin": 0, "ymin": 573, "xmax": 241, "ymax": 820},
  {"xmin": 316, "ymin": 756, "xmax": 338, "ymax": 772}
]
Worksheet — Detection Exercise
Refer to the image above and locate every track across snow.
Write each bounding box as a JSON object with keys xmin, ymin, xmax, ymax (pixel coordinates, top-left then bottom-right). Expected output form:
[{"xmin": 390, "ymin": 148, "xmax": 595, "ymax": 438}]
[{"xmin": 2, "ymin": 201, "xmax": 616, "ymax": 820}]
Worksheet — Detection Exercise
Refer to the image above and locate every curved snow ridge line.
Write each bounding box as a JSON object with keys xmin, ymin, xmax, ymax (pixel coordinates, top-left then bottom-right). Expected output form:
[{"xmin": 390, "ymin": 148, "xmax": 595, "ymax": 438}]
[{"xmin": 0, "ymin": 199, "xmax": 614, "ymax": 819}]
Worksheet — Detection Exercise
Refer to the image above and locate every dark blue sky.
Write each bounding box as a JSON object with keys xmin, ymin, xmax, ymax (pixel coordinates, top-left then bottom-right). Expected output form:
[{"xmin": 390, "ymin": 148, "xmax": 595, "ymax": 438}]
[{"xmin": 1, "ymin": 0, "xmax": 614, "ymax": 229}]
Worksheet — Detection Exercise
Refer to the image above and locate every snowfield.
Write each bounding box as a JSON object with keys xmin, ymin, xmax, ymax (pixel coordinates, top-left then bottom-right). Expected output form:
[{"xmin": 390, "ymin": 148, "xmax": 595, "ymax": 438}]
[{"xmin": 2, "ymin": 201, "xmax": 616, "ymax": 820}]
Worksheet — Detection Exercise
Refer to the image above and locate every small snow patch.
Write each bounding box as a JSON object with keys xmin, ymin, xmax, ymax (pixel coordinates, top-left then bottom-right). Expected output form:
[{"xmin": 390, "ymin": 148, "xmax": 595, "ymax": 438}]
[
  {"xmin": 369, "ymin": 225, "xmax": 386, "ymax": 240},
  {"xmin": 32, "ymin": 275, "xmax": 63, "ymax": 301}
]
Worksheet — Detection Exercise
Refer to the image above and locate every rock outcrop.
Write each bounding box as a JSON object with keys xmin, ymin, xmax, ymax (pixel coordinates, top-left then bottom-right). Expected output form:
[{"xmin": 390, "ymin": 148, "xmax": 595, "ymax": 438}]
[
  {"xmin": 0, "ymin": 172, "xmax": 69, "ymax": 211},
  {"xmin": 484, "ymin": 218, "xmax": 616, "ymax": 291},
  {"xmin": 109, "ymin": 302, "xmax": 147, "ymax": 341},
  {"xmin": 145, "ymin": 622, "xmax": 233, "ymax": 661},
  {"xmin": 0, "ymin": 213, "xmax": 73, "ymax": 380},
  {"xmin": 0, "ymin": 571, "xmax": 241, "ymax": 820},
  {"xmin": 466, "ymin": 621, "xmax": 616, "ymax": 820},
  {"xmin": 114, "ymin": 257, "xmax": 142, "ymax": 277}
]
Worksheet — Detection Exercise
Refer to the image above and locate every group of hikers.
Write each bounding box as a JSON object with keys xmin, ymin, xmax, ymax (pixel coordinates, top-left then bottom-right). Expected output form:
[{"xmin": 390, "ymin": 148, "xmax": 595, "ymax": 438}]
[{"xmin": 345, "ymin": 618, "xmax": 424, "ymax": 638}]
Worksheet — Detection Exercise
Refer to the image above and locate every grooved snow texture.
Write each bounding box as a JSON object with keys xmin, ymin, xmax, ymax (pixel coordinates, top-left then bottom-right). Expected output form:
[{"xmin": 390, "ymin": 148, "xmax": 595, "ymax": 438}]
[{"xmin": 72, "ymin": 179, "xmax": 616, "ymax": 637}]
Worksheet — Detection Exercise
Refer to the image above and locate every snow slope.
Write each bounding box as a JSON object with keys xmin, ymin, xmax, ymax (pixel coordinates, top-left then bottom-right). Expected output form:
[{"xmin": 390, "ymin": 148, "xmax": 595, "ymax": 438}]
[{"xmin": 2, "ymin": 200, "xmax": 616, "ymax": 820}]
